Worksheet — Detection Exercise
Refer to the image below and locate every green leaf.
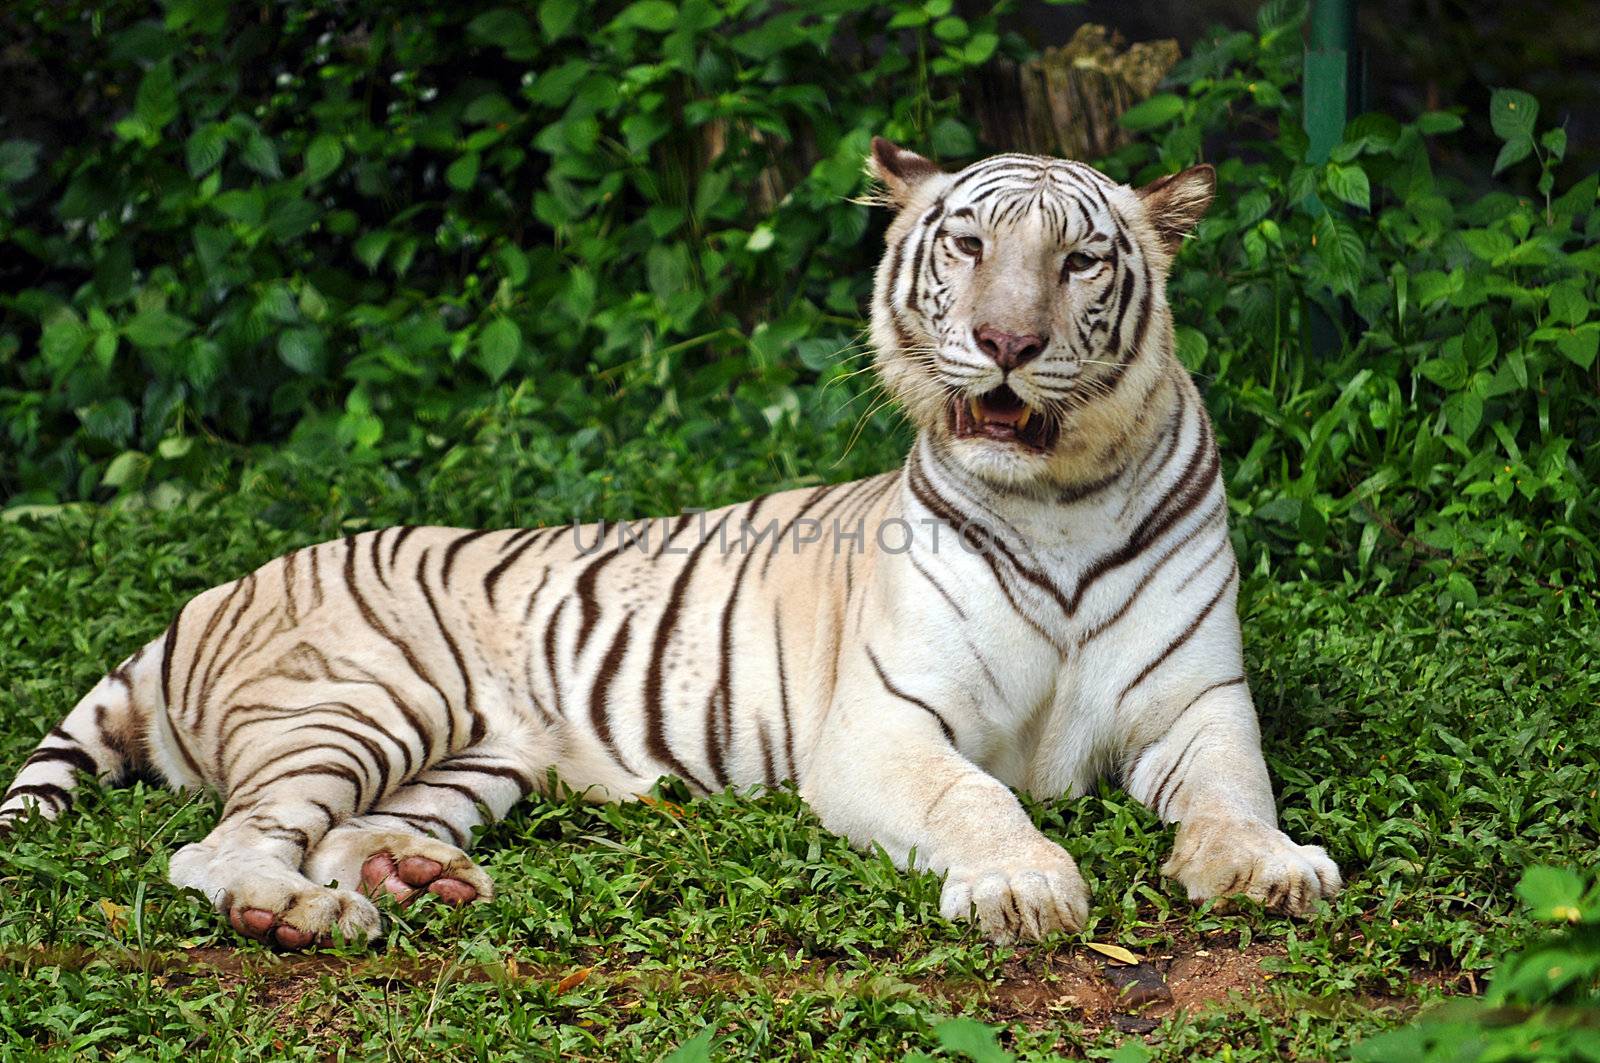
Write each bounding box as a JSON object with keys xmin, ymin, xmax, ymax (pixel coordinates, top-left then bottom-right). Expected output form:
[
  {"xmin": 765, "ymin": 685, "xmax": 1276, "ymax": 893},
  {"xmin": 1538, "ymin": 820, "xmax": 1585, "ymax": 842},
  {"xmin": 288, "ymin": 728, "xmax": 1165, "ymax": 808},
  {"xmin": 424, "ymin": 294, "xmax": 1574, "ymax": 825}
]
[
  {"xmin": 446, "ymin": 153, "xmax": 481, "ymax": 191},
  {"xmin": 1547, "ymin": 283, "xmax": 1590, "ymax": 327},
  {"xmin": 135, "ymin": 61, "xmax": 179, "ymax": 131},
  {"xmin": 276, "ymin": 327, "xmax": 324, "ymax": 374},
  {"xmin": 41, "ymin": 311, "xmax": 91, "ymax": 371},
  {"xmin": 1326, "ymin": 162, "xmax": 1370, "ymax": 210},
  {"xmin": 929, "ymin": 117, "xmax": 975, "ymax": 158},
  {"xmin": 1460, "ymin": 229, "xmax": 1513, "ymax": 262},
  {"xmin": 1119, "ymin": 94, "xmax": 1185, "ymax": 131},
  {"xmin": 1489, "ymin": 88, "xmax": 1538, "ymax": 142},
  {"xmin": 932, "ymin": 1017, "xmax": 1015, "ymax": 1063},
  {"xmin": 467, "ymin": 8, "xmax": 540, "ymax": 58},
  {"xmin": 745, "ymin": 225, "xmax": 775, "ymax": 253},
  {"xmin": 240, "ymin": 130, "xmax": 281, "ymax": 179},
  {"xmin": 660, "ymin": 1028, "xmax": 715, "ymax": 1063},
  {"xmin": 539, "ymin": 0, "xmax": 580, "ymax": 39},
  {"xmin": 614, "ymin": 1, "xmax": 677, "ymax": 32},
  {"xmin": 77, "ymin": 399, "xmax": 135, "ymax": 446},
  {"xmin": 1416, "ymin": 111, "xmax": 1463, "ymax": 135},
  {"xmin": 1492, "ymin": 135, "xmax": 1533, "ymax": 176},
  {"xmin": 1541, "ymin": 126, "xmax": 1567, "ymax": 162},
  {"xmin": 963, "ymin": 31, "xmax": 998, "ymax": 65},
  {"xmin": 1444, "ymin": 571, "xmax": 1478, "ymax": 608},
  {"xmin": 185, "ymin": 123, "xmax": 228, "ymax": 177},
  {"xmin": 477, "ymin": 317, "xmax": 522, "ymax": 382},
  {"xmin": 1418, "ymin": 356, "xmax": 1467, "ymax": 391},
  {"xmin": 0, "ymin": 139, "xmax": 41, "ymax": 184},
  {"xmin": 304, "ymin": 134, "xmax": 343, "ymax": 182},
  {"xmin": 354, "ymin": 231, "xmax": 392, "ymax": 273},
  {"xmin": 1555, "ymin": 325, "xmax": 1599, "ymax": 369},
  {"xmin": 100, "ymin": 450, "xmax": 149, "ymax": 489},
  {"xmin": 1441, "ymin": 390, "xmax": 1483, "ymax": 440},
  {"xmin": 1516, "ymin": 866, "xmax": 1591, "ymax": 923},
  {"xmin": 123, "ymin": 309, "xmax": 194, "ymax": 349}
]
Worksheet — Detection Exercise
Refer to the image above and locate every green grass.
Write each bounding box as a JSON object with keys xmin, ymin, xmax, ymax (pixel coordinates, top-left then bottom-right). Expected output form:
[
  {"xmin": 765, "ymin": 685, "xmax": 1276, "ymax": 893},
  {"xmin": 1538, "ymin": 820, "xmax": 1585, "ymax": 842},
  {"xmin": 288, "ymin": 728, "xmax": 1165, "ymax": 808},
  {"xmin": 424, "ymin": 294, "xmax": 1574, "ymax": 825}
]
[{"xmin": 0, "ymin": 467, "xmax": 1595, "ymax": 1061}]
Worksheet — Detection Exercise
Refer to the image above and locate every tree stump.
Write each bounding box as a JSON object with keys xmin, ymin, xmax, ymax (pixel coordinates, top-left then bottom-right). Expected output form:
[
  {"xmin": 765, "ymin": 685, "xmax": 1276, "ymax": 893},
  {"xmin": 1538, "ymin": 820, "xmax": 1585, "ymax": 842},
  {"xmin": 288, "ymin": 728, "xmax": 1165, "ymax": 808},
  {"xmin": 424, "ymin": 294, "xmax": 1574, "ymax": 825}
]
[{"xmin": 969, "ymin": 24, "xmax": 1181, "ymax": 162}]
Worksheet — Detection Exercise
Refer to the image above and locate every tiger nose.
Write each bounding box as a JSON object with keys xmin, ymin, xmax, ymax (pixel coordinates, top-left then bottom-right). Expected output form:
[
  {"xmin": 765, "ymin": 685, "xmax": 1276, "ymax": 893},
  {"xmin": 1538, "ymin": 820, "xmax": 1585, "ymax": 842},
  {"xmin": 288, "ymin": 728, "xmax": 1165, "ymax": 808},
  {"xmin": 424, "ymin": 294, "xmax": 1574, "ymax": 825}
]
[{"xmin": 973, "ymin": 325, "xmax": 1047, "ymax": 371}]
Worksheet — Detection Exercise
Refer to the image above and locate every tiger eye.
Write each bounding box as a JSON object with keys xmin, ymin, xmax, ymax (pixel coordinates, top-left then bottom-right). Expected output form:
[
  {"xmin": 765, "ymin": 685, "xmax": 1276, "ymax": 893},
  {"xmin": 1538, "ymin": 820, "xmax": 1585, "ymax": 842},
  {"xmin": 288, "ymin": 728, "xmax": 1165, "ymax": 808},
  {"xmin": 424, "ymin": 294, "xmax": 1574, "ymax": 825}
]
[
  {"xmin": 1062, "ymin": 251, "xmax": 1098, "ymax": 274},
  {"xmin": 953, "ymin": 235, "xmax": 983, "ymax": 258}
]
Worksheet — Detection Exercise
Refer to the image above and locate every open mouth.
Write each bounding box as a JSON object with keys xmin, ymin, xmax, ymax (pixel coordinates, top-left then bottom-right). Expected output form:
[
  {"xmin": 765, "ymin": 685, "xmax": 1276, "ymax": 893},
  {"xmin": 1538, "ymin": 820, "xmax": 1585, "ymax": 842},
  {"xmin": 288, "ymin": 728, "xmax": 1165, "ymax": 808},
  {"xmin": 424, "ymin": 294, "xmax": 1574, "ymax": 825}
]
[{"xmin": 949, "ymin": 385, "xmax": 1059, "ymax": 452}]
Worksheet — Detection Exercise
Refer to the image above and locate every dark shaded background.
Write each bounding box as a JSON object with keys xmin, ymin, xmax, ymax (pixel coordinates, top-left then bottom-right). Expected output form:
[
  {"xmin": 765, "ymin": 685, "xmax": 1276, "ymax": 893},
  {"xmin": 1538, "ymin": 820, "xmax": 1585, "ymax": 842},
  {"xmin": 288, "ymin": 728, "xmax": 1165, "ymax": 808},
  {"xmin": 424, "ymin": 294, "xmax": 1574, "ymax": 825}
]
[{"xmin": 1009, "ymin": 0, "xmax": 1600, "ymax": 181}]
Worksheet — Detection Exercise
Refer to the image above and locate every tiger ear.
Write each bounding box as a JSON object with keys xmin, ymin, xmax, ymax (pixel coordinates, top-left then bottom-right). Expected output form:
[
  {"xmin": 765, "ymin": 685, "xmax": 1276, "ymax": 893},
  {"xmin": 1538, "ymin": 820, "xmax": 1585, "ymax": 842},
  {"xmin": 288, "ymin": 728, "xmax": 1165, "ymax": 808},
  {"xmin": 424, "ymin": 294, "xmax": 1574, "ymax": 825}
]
[
  {"xmin": 1136, "ymin": 164, "xmax": 1215, "ymax": 255},
  {"xmin": 868, "ymin": 137, "xmax": 942, "ymax": 208}
]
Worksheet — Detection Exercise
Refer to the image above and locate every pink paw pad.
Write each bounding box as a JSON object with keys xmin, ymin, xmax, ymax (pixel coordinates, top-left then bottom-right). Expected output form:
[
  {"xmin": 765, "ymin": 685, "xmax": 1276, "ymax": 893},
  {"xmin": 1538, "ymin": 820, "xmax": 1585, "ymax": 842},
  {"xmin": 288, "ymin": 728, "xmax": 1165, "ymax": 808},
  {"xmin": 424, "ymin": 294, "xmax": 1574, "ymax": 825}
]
[
  {"xmin": 228, "ymin": 906, "xmax": 318, "ymax": 950},
  {"xmin": 361, "ymin": 852, "xmax": 477, "ymax": 907}
]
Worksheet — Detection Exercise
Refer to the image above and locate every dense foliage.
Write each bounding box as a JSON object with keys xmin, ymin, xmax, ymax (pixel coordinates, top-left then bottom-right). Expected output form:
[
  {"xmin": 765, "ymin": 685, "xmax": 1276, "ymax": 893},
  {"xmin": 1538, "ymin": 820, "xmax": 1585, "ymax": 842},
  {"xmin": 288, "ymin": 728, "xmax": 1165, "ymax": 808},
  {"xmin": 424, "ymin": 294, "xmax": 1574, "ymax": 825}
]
[
  {"xmin": 3, "ymin": 0, "xmax": 1597, "ymax": 594},
  {"xmin": 2, "ymin": 0, "xmax": 1009, "ymax": 505}
]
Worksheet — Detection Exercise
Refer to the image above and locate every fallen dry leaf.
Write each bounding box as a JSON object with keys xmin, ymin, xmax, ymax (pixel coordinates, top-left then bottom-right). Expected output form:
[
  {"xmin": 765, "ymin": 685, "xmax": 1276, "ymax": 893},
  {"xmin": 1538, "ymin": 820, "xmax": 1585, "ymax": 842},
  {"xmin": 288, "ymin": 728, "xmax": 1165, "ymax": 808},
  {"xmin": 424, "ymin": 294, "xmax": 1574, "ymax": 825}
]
[
  {"xmin": 637, "ymin": 795, "xmax": 685, "ymax": 818},
  {"xmin": 555, "ymin": 966, "xmax": 593, "ymax": 993},
  {"xmin": 97, "ymin": 898, "xmax": 128, "ymax": 937},
  {"xmin": 1085, "ymin": 941, "xmax": 1140, "ymax": 966}
]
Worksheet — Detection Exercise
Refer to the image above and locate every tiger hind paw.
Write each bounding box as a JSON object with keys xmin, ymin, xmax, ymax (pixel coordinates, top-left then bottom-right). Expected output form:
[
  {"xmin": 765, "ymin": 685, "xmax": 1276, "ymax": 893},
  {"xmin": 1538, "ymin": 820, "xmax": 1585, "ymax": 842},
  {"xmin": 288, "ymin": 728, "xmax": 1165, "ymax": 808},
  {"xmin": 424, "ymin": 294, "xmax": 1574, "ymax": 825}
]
[{"xmin": 304, "ymin": 826, "xmax": 494, "ymax": 908}]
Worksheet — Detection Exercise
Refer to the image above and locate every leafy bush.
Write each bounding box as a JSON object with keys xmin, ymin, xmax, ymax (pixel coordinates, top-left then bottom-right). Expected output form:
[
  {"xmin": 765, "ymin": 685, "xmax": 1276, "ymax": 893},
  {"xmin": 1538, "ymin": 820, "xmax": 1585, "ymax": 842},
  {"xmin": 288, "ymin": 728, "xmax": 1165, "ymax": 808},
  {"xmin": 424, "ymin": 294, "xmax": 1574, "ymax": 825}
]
[
  {"xmin": 1352, "ymin": 866, "xmax": 1600, "ymax": 1062},
  {"xmin": 2, "ymin": 0, "xmax": 1596, "ymax": 591},
  {"xmin": 1090, "ymin": 5, "xmax": 1600, "ymax": 588},
  {"xmin": 1, "ymin": 0, "xmax": 1010, "ymax": 502}
]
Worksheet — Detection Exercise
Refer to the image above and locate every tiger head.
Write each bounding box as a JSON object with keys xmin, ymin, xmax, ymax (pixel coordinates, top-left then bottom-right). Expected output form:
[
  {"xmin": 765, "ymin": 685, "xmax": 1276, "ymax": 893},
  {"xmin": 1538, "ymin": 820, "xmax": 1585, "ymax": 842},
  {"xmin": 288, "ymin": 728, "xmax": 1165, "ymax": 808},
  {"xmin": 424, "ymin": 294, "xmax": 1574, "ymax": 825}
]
[{"xmin": 866, "ymin": 138, "xmax": 1214, "ymax": 492}]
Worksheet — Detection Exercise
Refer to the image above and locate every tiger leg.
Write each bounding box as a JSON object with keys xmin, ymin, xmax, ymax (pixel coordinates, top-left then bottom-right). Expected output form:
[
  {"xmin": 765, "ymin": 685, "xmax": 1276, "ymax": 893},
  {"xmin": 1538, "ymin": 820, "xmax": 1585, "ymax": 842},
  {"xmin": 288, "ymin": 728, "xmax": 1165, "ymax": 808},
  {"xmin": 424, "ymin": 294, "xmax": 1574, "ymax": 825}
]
[
  {"xmin": 169, "ymin": 807, "xmax": 381, "ymax": 948},
  {"xmin": 302, "ymin": 738, "xmax": 539, "ymax": 910},
  {"xmin": 168, "ymin": 730, "xmax": 385, "ymax": 949},
  {"xmin": 802, "ymin": 660, "xmax": 1089, "ymax": 944},
  {"xmin": 1122, "ymin": 678, "xmax": 1342, "ymax": 916}
]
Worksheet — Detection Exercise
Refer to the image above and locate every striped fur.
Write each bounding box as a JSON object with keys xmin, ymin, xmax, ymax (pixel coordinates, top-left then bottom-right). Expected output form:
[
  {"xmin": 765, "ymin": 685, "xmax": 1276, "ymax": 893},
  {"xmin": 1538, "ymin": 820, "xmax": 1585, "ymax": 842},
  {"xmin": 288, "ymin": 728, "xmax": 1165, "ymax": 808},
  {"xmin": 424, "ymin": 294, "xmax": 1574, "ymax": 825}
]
[{"xmin": 1, "ymin": 143, "xmax": 1339, "ymax": 947}]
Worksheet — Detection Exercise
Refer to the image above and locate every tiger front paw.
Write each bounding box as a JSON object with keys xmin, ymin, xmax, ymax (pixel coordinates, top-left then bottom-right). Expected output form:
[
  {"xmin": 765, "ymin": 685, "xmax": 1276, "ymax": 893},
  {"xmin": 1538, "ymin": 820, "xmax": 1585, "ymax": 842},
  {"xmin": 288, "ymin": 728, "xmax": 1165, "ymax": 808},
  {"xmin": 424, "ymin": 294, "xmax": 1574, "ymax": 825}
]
[
  {"xmin": 939, "ymin": 844, "xmax": 1089, "ymax": 943},
  {"xmin": 1163, "ymin": 816, "xmax": 1341, "ymax": 916}
]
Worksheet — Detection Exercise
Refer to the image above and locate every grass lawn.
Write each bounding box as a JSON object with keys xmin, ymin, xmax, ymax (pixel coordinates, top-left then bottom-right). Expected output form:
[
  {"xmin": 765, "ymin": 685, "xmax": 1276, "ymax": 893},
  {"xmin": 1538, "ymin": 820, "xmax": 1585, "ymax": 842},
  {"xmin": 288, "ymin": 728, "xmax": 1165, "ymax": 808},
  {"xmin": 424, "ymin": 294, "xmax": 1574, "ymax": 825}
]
[{"xmin": 1, "ymin": 473, "xmax": 1595, "ymax": 1061}]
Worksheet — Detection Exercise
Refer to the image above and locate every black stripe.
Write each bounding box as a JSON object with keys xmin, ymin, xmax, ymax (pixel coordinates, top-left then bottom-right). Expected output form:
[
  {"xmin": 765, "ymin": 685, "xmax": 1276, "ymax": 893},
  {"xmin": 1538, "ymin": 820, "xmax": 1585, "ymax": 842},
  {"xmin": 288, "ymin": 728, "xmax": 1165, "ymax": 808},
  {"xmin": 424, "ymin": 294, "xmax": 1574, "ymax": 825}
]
[
  {"xmin": 772, "ymin": 609, "xmax": 798, "ymax": 779},
  {"xmin": 388, "ymin": 811, "xmax": 468, "ymax": 847},
  {"xmin": 433, "ymin": 760, "xmax": 536, "ymax": 796},
  {"xmin": 290, "ymin": 721, "xmax": 392, "ymax": 802},
  {"xmin": 442, "ymin": 529, "xmax": 497, "ymax": 587},
  {"xmin": 388, "ymin": 525, "xmax": 421, "ymax": 569},
  {"xmin": 572, "ymin": 543, "xmax": 625, "ymax": 657},
  {"xmin": 3, "ymin": 783, "xmax": 71, "ymax": 808},
  {"xmin": 1116, "ymin": 564, "xmax": 1237, "ymax": 706},
  {"xmin": 371, "ymin": 528, "xmax": 392, "ymax": 591},
  {"xmin": 590, "ymin": 613, "xmax": 641, "ymax": 775},
  {"xmin": 1080, "ymin": 499, "xmax": 1226, "ymax": 644},
  {"xmin": 342, "ymin": 538, "xmax": 453, "ymax": 728},
  {"xmin": 1149, "ymin": 731, "xmax": 1202, "ymax": 817},
  {"xmin": 703, "ymin": 495, "xmax": 770, "ymax": 789},
  {"xmin": 336, "ymin": 661, "xmax": 429, "ymax": 774},
  {"xmin": 415, "ymin": 549, "xmax": 486, "ymax": 748},
  {"xmin": 865, "ymin": 646, "xmax": 955, "ymax": 744},
  {"xmin": 909, "ymin": 553, "xmax": 966, "ymax": 620},
  {"xmin": 22, "ymin": 746, "xmax": 99, "ymax": 777},
  {"xmin": 484, "ymin": 530, "xmax": 548, "ymax": 609},
  {"xmin": 642, "ymin": 514, "xmax": 731, "ymax": 793}
]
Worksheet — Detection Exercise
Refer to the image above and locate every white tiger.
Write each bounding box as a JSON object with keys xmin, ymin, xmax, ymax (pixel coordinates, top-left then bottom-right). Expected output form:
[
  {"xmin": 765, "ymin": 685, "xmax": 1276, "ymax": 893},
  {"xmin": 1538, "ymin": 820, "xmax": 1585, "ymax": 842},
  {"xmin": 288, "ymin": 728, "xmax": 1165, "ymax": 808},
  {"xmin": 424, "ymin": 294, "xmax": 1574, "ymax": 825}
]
[{"xmin": 1, "ymin": 139, "xmax": 1341, "ymax": 947}]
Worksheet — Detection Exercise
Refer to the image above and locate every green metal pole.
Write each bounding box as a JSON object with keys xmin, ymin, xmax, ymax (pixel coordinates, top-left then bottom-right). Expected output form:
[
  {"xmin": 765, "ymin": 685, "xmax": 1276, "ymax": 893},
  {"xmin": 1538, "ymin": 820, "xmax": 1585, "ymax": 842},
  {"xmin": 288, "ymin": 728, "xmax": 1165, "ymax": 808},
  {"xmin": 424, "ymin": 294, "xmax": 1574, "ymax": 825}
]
[
  {"xmin": 1304, "ymin": 0, "xmax": 1355, "ymax": 164},
  {"xmin": 1302, "ymin": 0, "xmax": 1357, "ymax": 356}
]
